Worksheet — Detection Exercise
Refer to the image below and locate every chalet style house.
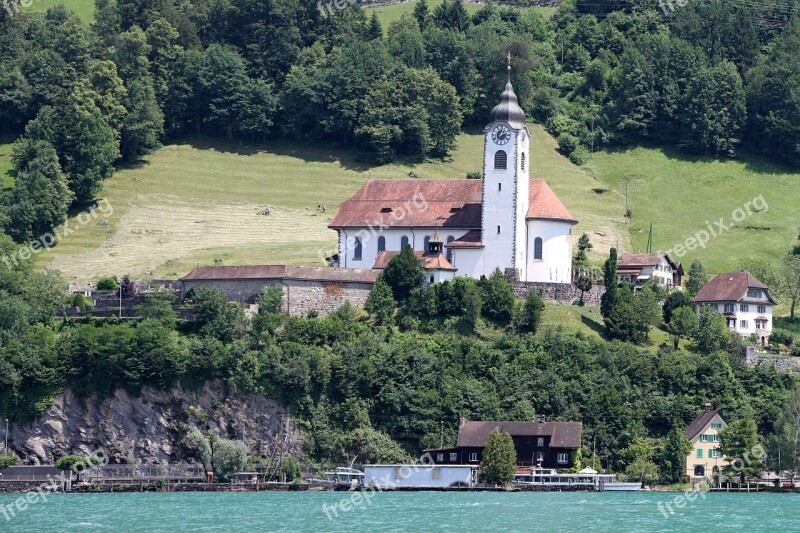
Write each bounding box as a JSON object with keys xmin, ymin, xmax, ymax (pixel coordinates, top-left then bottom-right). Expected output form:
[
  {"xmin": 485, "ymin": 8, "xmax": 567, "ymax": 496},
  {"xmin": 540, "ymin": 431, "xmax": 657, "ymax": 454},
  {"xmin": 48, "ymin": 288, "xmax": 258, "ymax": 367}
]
[
  {"xmin": 684, "ymin": 404, "xmax": 729, "ymax": 481},
  {"xmin": 329, "ymin": 72, "xmax": 578, "ymax": 284},
  {"xmin": 427, "ymin": 419, "xmax": 582, "ymax": 469},
  {"xmin": 693, "ymin": 271, "xmax": 777, "ymax": 343},
  {"xmin": 616, "ymin": 252, "xmax": 683, "ymax": 289}
]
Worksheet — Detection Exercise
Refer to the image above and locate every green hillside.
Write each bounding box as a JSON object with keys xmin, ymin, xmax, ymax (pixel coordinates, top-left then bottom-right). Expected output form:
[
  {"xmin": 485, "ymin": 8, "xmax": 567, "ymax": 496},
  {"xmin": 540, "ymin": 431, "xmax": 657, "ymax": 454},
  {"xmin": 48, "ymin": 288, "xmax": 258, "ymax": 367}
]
[
  {"xmin": 585, "ymin": 146, "xmax": 800, "ymax": 276},
  {"xmin": 369, "ymin": 0, "xmax": 556, "ymax": 30},
  {"xmin": 20, "ymin": 0, "xmax": 95, "ymax": 19},
  {"xmin": 0, "ymin": 125, "xmax": 627, "ymax": 283}
]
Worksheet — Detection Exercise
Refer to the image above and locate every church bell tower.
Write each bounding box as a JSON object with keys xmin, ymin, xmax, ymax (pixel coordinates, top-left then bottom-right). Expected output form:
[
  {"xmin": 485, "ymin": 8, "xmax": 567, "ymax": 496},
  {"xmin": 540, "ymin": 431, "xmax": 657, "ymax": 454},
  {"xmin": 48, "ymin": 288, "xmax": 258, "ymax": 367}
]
[{"xmin": 481, "ymin": 54, "xmax": 530, "ymax": 279}]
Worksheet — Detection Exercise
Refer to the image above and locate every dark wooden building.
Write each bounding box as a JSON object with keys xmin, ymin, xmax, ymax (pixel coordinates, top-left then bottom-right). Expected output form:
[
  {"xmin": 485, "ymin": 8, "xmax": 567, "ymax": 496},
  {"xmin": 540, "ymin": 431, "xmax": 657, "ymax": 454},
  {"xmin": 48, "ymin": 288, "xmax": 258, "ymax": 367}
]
[{"xmin": 427, "ymin": 419, "xmax": 582, "ymax": 469}]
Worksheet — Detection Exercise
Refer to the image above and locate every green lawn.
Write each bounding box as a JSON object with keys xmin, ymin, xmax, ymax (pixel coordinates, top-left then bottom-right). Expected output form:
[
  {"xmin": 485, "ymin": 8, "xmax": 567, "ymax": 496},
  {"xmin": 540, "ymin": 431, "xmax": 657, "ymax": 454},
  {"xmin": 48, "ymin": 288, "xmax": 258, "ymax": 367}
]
[
  {"xmin": 20, "ymin": 0, "xmax": 95, "ymax": 20},
  {"xmin": 541, "ymin": 301, "xmax": 676, "ymax": 348},
  {"xmin": 585, "ymin": 146, "xmax": 800, "ymax": 276},
  {"xmin": 369, "ymin": 1, "xmax": 556, "ymax": 31}
]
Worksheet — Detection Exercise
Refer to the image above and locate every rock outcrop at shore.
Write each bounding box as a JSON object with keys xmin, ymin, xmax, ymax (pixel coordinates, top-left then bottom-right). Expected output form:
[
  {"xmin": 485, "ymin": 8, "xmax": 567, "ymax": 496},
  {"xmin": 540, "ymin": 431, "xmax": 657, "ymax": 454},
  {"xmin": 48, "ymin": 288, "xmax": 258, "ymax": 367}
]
[{"xmin": 8, "ymin": 381, "xmax": 301, "ymax": 465}]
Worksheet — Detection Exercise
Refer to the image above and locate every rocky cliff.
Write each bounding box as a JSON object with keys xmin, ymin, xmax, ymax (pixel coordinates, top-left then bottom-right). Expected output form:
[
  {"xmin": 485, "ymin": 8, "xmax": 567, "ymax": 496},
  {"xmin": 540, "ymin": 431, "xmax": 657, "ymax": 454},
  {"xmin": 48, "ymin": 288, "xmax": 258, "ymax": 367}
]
[{"xmin": 8, "ymin": 381, "xmax": 302, "ymax": 465}]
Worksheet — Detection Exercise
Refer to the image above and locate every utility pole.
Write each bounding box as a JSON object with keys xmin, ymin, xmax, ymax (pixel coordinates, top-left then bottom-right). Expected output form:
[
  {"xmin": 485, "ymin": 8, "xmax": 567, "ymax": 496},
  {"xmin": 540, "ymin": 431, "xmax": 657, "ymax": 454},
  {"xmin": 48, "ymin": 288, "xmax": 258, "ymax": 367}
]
[
  {"xmin": 4, "ymin": 418, "xmax": 8, "ymax": 455},
  {"xmin": 440, "ymin": 420, "xmax": 444, "ymax": 449}
]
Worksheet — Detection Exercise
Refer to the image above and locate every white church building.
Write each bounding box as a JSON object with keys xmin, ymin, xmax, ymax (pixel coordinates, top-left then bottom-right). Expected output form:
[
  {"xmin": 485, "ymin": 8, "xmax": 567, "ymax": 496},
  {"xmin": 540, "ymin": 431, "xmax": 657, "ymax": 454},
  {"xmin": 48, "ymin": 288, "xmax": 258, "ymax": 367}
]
[{"xmin": 329, "ymin": 75, "xmax": 578, "ymax": 284}]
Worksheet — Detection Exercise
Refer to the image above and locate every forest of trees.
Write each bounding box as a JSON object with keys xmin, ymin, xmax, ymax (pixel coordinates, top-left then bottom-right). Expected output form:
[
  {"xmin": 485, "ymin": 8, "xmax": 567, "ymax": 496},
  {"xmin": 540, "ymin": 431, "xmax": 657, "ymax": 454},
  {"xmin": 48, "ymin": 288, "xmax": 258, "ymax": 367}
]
[
  {"xmin": 2, "ymin": 0, "xmax": 800, "ymax": 246},
  {"xmin": 0, "ymin": 245, "xmax": 796, "ymax": 479}
]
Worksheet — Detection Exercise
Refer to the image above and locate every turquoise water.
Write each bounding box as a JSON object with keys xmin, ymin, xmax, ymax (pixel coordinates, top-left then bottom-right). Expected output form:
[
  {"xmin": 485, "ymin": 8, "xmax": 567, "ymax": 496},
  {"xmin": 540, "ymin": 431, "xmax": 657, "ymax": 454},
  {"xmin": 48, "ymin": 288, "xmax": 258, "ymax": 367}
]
[{"xmin": 1, "ymin": 491, "xmax": 798, "ymax": 532}]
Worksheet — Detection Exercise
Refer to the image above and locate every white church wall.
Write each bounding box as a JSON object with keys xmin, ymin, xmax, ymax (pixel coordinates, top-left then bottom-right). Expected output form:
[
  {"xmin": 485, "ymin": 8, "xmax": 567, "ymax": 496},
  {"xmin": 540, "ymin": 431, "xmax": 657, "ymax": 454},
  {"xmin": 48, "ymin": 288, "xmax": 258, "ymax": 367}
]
[
  {"xmin": 338, "ymin": 228, "xmax": 471, "ymax": 269},
  {"xmin": 525, "ymin": 220, "xmax": 573, "ymax": 283},
  {"xmin": 482, "ymin": 122, "xmax": 519, "ymax": 277},
  {"xmin": 514, "ymin": 129, "xmax": 530, "ymax": 280},
  {"xmin": 451, "ymin": 248, "xmax": 485, "ymax": 279}
]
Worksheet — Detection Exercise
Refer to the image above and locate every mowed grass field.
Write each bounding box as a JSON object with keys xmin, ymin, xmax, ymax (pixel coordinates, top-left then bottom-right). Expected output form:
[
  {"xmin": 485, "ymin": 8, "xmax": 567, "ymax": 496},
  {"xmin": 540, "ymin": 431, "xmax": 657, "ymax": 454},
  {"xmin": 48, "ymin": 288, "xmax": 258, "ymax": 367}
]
[
  {"xmin": 369, "ymin": 0, "xmax": 557, "ymax": 30},
  {"xmin": 585, "ymin": 146, "xmax": 800, "ymax": 276},
  {"xmin": 0, "ymin": 125, "xmax": 629, "ymax": 283},
  {"xmin": 20, "ymin": 0, "xmax": 95, "ymax": 19}
]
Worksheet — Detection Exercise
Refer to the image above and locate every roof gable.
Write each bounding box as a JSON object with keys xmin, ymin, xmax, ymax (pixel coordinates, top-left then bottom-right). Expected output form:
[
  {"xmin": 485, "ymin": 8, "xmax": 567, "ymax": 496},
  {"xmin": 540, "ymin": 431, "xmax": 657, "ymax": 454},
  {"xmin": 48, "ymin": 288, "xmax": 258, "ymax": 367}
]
[
  {"xmin": 684, "ymin": 410, "xmax": 728, "ymax": 440},
  {"xmin": 694, "ymin": 271, "xmax": 777, "ymax": 304},
  {"xmin": 456, "ymin": 421, "xmax": 582, "ymax": 449}
]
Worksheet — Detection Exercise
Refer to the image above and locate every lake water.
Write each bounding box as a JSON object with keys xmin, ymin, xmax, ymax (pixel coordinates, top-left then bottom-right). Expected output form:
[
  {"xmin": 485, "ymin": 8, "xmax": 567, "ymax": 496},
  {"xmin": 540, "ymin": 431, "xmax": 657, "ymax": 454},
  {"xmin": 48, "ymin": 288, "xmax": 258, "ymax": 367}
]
[{"xmin": 1, "ymin": 491, "xmax": 798, "ymax": 532}]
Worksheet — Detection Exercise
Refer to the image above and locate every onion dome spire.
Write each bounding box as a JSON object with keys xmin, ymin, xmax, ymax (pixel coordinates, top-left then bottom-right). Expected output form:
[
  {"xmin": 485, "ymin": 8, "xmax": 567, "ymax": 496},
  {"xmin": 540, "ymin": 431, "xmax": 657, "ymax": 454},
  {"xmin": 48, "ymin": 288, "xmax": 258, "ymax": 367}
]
[{"xmin": 488, "ymin": 52, "xmax": 526, "ymax": 129}]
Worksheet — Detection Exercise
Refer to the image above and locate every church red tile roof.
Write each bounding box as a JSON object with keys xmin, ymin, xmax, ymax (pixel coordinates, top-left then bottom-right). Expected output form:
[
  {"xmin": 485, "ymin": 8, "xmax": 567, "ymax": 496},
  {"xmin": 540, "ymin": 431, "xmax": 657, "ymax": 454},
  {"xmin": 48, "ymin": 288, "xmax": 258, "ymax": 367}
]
[
  {"xmin": 329, "ymin": 179, "xmax": 577, "ymax": 229},
  {"xmin": 180, "ymin": 265, "xmax": 378, "ymax": 283},
  {"xmin": 445, "ymin": 229, "xmax": 484, "ymax": 248},
  {"xmin": 372, "ymin": 251, "xmax": 456, "ymax": 271},
  {"xmin": 693, "ymin": 271, "xmax": 777, "ymax": 304}
]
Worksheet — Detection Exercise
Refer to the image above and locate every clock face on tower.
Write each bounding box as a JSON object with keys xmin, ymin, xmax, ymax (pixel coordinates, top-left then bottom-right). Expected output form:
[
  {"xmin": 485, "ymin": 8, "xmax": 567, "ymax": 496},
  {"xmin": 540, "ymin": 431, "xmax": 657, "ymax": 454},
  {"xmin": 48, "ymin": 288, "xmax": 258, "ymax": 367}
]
[{"xmin": 491, "ymin": 125, "xmax": 511, "ymax": 145}]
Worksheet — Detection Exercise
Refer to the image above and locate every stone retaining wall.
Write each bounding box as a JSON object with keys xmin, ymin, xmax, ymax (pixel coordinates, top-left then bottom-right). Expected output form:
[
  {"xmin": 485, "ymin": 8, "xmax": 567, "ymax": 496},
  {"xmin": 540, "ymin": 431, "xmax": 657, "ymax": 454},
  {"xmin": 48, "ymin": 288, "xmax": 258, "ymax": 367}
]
[{"xmin": 742, "ymin": 345, "xmax": 800, "ymax": 371}]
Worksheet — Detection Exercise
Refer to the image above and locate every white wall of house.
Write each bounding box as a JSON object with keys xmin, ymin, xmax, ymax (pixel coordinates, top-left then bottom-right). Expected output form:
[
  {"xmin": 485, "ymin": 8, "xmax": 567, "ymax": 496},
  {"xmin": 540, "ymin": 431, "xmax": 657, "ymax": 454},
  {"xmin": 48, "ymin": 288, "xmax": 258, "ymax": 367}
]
[
  {"xmin": 525, "ymin": 219, "xmax": 573, "ymax": 283},
  {"xmin": 427, "ymin": 269, "xmax": 455, "ymax": 284},
  {"xmin": 363, "ymin": 465, "xmax": 475, "ymax": 489},
  {"xmin": 695, "ymin": 301, "xmax": 774, "ymax": 338},
  {"xmin": 337, "ymin": 228, "xmax": 471, "ymax": 269}
]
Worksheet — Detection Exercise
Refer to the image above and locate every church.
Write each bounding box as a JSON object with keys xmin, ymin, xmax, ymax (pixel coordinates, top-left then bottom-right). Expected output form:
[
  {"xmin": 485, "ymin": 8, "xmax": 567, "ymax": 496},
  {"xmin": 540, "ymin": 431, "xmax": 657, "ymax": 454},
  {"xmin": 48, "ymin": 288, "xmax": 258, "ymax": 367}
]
[{"xmin": 329, "ymin": 73, "xmax": 578, "ymax": 284}]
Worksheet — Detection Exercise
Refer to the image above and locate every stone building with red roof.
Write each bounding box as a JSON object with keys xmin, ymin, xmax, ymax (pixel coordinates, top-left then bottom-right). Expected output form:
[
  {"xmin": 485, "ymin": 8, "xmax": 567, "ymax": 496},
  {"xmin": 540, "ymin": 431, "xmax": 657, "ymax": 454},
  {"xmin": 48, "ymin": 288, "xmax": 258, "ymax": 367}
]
[{"xmin": 329, "ymin": 75, "xmax": 578, "ymax": 284}]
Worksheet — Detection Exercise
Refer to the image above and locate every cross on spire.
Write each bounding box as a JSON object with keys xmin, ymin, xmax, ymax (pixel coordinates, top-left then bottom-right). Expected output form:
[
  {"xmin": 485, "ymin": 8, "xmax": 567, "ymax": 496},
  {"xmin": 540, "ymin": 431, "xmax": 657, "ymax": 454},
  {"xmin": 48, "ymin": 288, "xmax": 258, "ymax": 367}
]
[{"xmin": 507, "ymin": 52, "xmax": 512, "ymax": 81}]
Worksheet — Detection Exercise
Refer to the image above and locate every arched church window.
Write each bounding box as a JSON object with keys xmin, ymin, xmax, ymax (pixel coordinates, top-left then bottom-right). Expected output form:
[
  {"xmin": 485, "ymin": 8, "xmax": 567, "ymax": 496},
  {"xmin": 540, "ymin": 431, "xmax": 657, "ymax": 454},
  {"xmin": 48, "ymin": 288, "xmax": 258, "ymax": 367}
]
[
  {"xmin": 424, "ymin": 236, "xmax": 431, "ymax": 253},
  {"xmin": 401, "ymin": 236, "xmax": 409, "ymax": 249},
  {"xmin": 534, "ymin": 237, "xmax": 543, "ymax": 260},
  {"xmin": 494, "ymin": 150, "xmax": 507, "ymax": 170},
  {"xmin": 378, "ymin": 236, "xmax": 386, "ymax": 252},
  {"xmin": 354, "ymin": 238, "xmax": 362, "ymax": 260},
  {"xmin": 521, "ymin": 152, "xmax": 526, "ymax": 171},
  {"xmin": 446, "ymin": 236, "xmax": 455, "ymax": 262}
]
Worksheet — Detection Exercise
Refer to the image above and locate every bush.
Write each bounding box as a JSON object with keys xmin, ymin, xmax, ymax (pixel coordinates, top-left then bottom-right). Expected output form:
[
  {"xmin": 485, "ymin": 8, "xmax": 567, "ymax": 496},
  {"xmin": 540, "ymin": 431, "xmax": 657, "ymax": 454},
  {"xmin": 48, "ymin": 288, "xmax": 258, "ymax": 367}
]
[
  {"xmin": 568, "ymin": 145, "xmax": 589, "ymax": 165},
  {"xmin": 466, "ymin": 171, "xmax": 481, "ymax": 179},
  {"xmin": 96, "ymin": 276, "xmax": 118, "ymax": 291},
  {"xmin": 0, "ymin": 454, "xmax": 20, "ymax": 470},
  {"xmin": 770, "ymin": 329, "xmax": 794, "ymax": 348}
]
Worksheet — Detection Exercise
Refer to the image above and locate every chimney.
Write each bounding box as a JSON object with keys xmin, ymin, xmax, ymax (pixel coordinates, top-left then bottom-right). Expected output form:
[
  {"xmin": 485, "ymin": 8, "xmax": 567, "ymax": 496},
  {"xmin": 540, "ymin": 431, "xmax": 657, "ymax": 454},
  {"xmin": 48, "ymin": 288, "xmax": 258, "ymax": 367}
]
[
  {"xmin": 459, "ymin": 417, "xmax": 466, "ymax": 428},
  {"xmin": 704, "ymin": 402, "xmax": 713, "ymax": 412}
]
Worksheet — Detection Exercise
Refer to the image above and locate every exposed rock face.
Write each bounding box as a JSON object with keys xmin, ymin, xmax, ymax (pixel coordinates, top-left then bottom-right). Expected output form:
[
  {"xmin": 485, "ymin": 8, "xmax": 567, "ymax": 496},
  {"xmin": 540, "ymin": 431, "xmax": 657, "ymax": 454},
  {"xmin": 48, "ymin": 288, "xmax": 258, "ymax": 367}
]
[{"xmin": 9, "ymin": 381, "xmax": 301, "ymax": 465}]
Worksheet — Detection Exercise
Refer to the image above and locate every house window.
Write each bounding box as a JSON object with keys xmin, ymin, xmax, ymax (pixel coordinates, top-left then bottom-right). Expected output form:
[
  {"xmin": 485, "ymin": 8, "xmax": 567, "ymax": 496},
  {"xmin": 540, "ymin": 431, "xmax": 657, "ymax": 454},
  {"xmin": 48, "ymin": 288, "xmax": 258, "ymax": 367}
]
[
  {"xmin": 401, "ymin": 236, "xmax": 409, "ymax": 249},
  {"xmin": 740, "ymin": 304, "xmax": 749, "ymax": 312},
  {"xmin": 534, "ymin": 237, "xmax": 543, "ymax": 260},
  {"xmin": 436, "ymin": 453, "xmax": 443, "ymax": 462},
  {"xmin": 700, "ymin": 435, "xmax": 708, "ymax": 443},
  {"xmin": 432, "ymin": 468, "xmax": 441, "ymax": 480},
  {"xmin": 537, "ymin": 438, "xmax": 544, "ymax": 448},
  {"xmin": 469, "ymin": 453, "xmax": 478, "ymax": 462},
  {"xmin": 494, "ymin": 150, "xmax": 507, "ymax": 170},
  {"xmin": 711, "ymin": 423, "xmax": 722, "ymax": 429},
  {"xmin": 378, "ymin": 236, "xmax": 386, "ymax": 252},
  {"xmin": 748, "ymin": 289, "xmax": 761, "ymax": 298},
  {"xmin": 353, "ymin": 238, "xmax": 362, "ymax": 260},
  {"xmin": 758, "ymin": 305, "xmax": 766, "ymax": 314},
  {"xmin": 740, "ymin": 320, "xmax": 748, "ymax": 329},
  {"xmin": 697, "ymin": 449, "xmax": 703, "ymax": 458},
  {"xmin": 557, "ymin": 453, "xmax": 568, "ymax": 464},
  {"xmin": 449, "ymin": 453, "xmax": 457, "ymax": 462},
  {"xmin": 756, "ymin": 320, "xmax": 765, "ymax": 330},
  {"xmin": 521, "ymin": 152, "xmax": 526, "ymax": 171},
  {"xmin": 724, "ymin": 304, "xmax": 734, "ymax": 313},
  {"xmin": 424, "ymin": 236, "xmax": 431, "ymax": 253}
]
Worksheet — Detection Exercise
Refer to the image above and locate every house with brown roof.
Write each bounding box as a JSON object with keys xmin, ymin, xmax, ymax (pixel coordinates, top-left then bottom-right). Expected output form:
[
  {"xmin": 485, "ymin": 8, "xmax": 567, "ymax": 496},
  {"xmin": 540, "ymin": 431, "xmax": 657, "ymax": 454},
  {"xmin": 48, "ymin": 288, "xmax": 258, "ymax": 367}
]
[
  {"xmin": 329, "ymin": 75, "xmax": 578, "ymax": 284},
  {"xmin": 427, "ymin": 419, "xmax": 582, "ymax": 469},
  {"xmin": 693, "ymin": 271, "xmax": 778, "ymax": 343},
  {"xmin": 617, "ymin": 252, "xmax": 683, "ymax": 290},
  {"xmin": 684, "ymin": 404, "xmax": 728, "ymax": 481}
]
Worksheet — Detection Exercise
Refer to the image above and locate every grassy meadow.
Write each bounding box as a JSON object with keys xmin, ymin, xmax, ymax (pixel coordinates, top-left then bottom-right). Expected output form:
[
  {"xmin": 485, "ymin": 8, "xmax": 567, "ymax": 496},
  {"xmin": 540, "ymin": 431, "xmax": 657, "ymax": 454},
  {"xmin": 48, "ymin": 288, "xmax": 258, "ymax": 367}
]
[
  {"xmin": 369, "ymin": 1, "xmax": 557, "ymax": 31},
  {"xmin": 19, "ymin": 0, "xmax": 95, "ymax": 19},
  {"xmin": 0, "ymin": 124, "xmax": 628, "ymax": 283},
  {"xmin": 585, "ymin": 146, "xmax": 800, "ymax": 276}
]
